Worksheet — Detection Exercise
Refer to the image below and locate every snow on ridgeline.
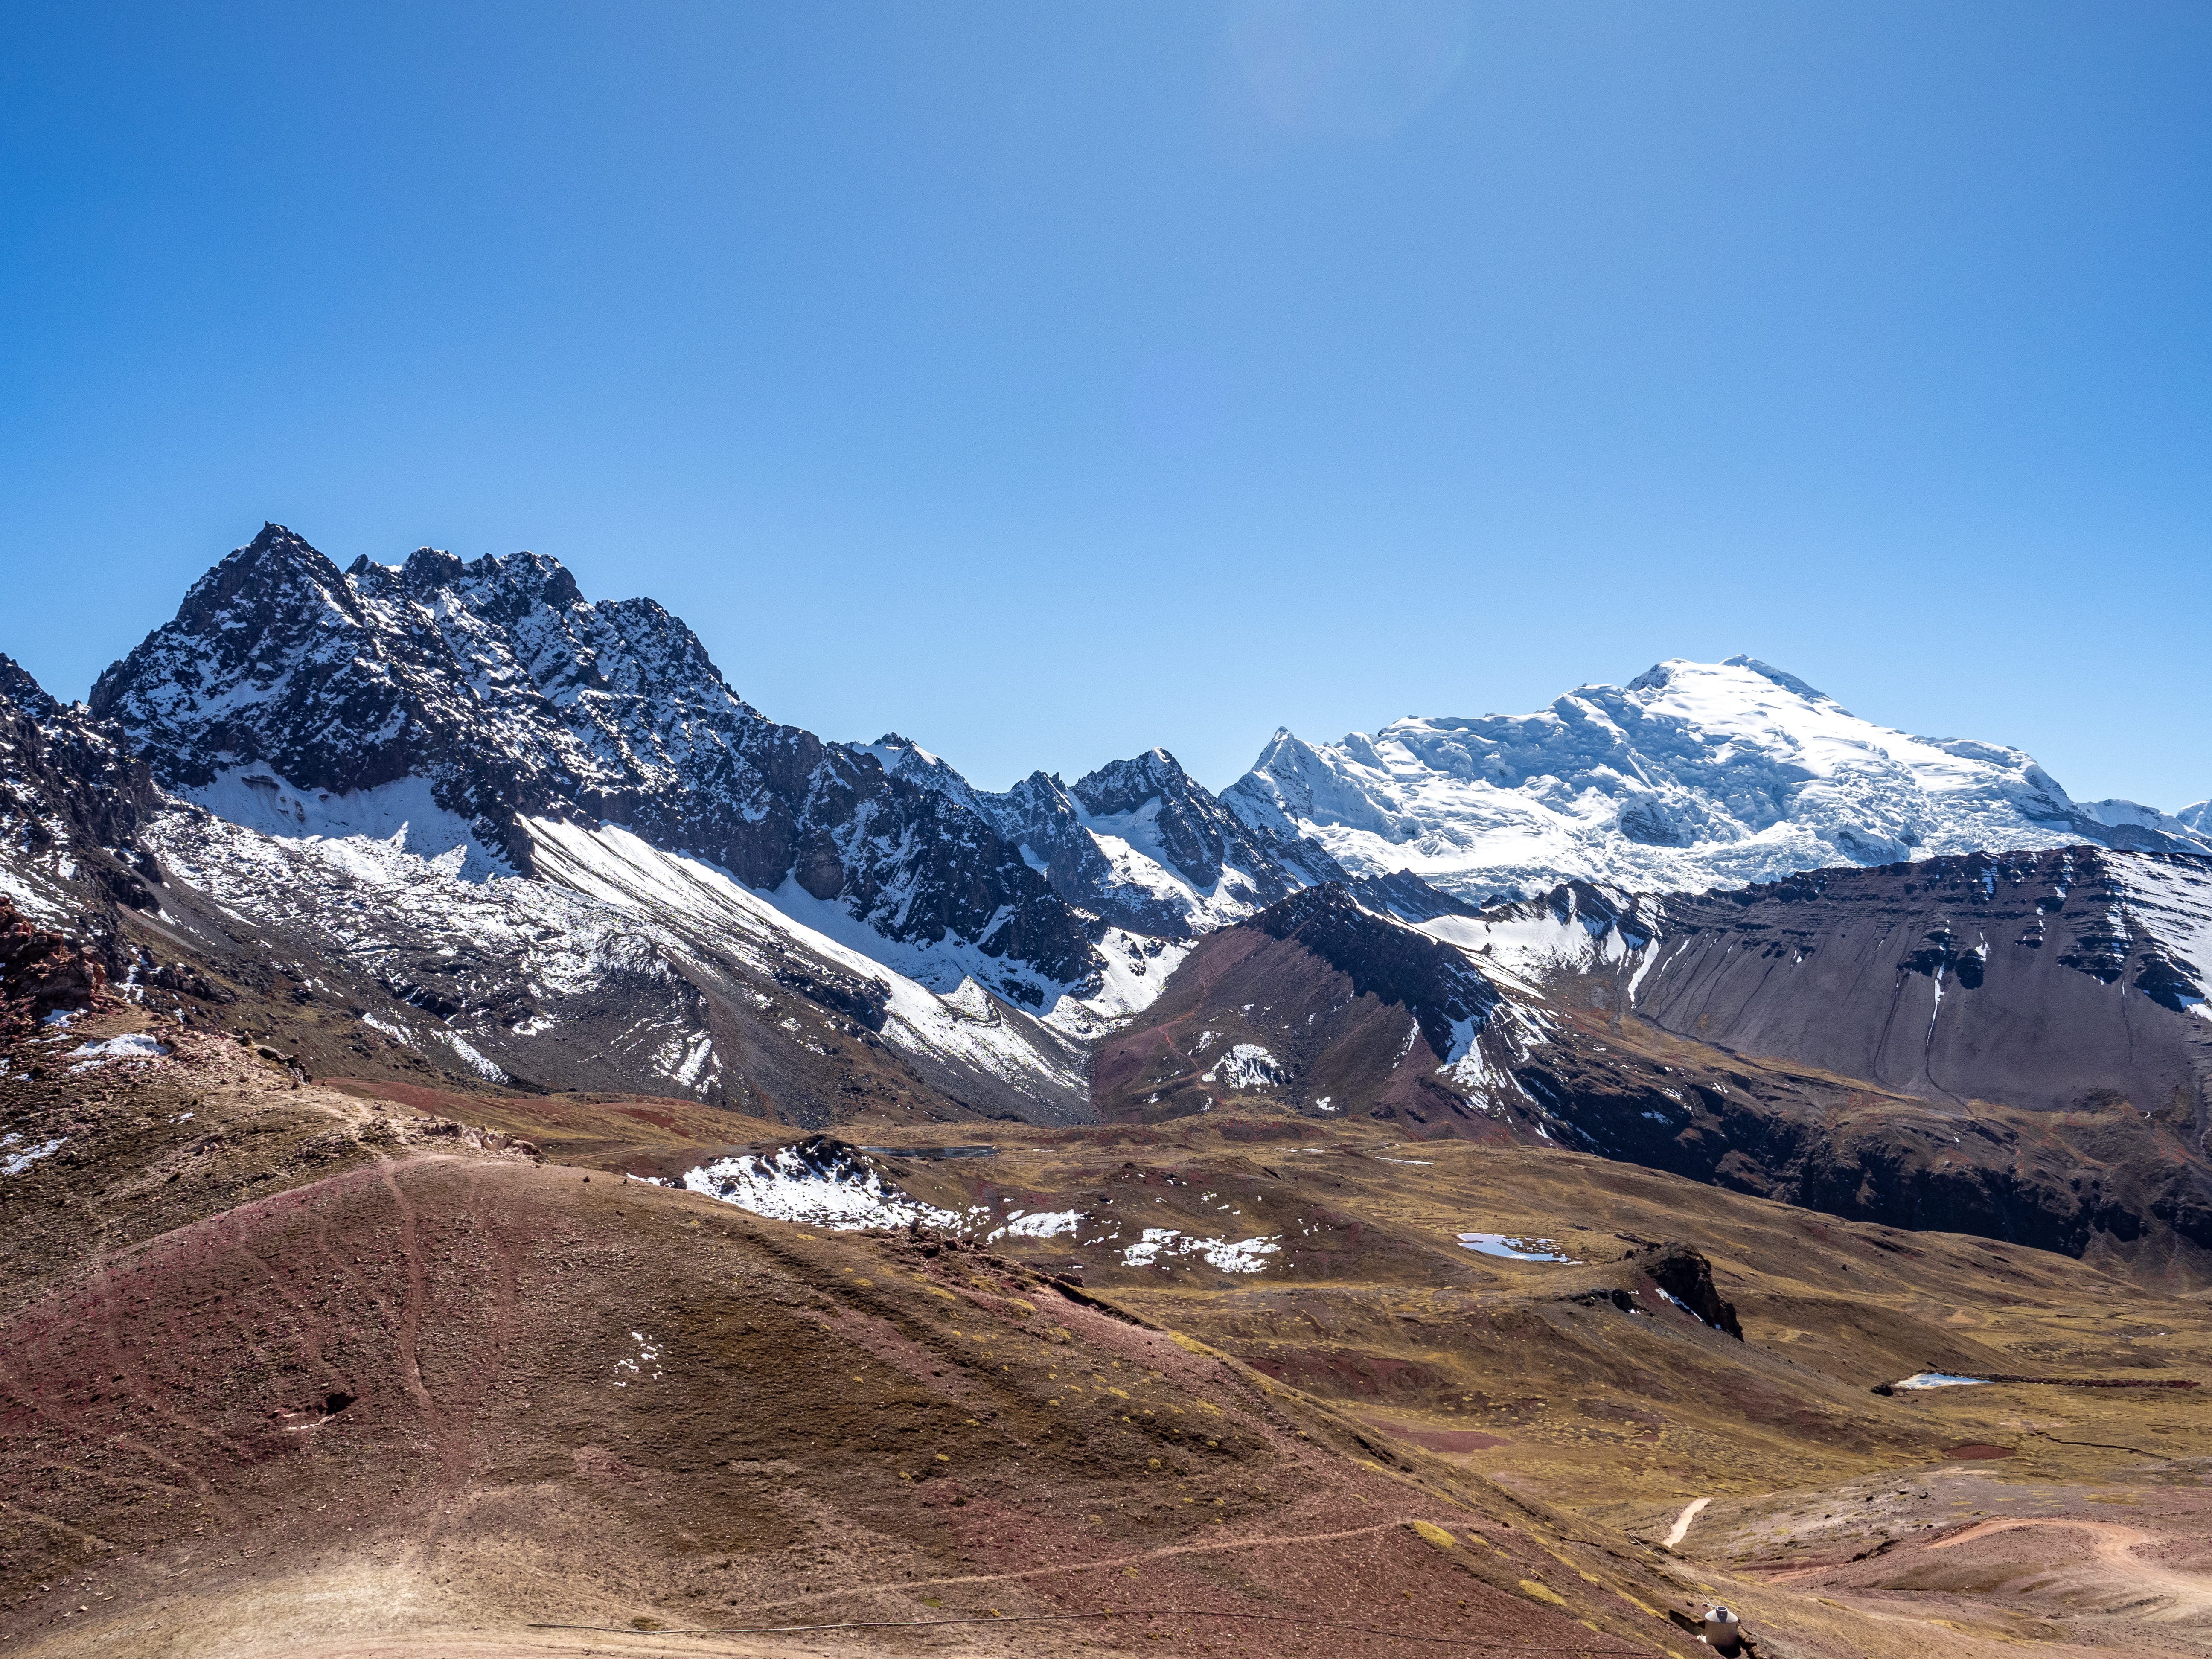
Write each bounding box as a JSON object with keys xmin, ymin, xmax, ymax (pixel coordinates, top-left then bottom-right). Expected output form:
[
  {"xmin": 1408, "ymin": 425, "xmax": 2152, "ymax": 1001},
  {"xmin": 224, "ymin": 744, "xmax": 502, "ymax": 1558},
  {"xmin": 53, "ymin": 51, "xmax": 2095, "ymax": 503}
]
[
  {"xmin": 146, "ymin": 803, "xmax": 1139, "ymax": 1105},
  {"xmin": 1227, "ymin": 656, "xmax": 2212, "ymax": 903}
]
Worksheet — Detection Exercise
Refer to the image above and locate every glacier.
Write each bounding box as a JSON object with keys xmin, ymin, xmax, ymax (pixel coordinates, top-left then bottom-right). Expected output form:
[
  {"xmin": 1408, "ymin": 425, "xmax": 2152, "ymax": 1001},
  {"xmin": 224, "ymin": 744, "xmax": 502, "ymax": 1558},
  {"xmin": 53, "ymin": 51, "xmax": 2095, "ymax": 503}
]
[{"xmin": 1226, "ymin": 656, "xmax": 2209, "ymax": 902}]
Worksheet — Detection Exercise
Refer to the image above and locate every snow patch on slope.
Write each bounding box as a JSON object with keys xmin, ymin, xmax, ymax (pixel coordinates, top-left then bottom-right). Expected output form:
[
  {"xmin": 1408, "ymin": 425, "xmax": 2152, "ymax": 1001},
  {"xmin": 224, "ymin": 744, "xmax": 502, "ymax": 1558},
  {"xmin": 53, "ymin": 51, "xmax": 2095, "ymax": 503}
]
[
  {"xmin": 526, "ymin": 820, "xmax": 1089, "ymax": 1095},
  {"xmin": 1420, "ymin": 888, "xmax": 1644, "ymax": 995},
  {"xmin": 681, "ymin": 1139, "xmax": 974, "ymax": 1232},
  {"xmin": 1074, "ymin": 793, "xmax": 1270, "ymax": 932},
  {"xmin": 2110, "ymin": 854, "xmax": 2212, "ymax": 1019},
  {"xmin": 751, "ymin": 868, "xmax": 1180, "ymax": 1040},
  {"xmin": 1202, "ymin": 1043, "xmax": 1283, "ymax": 1090},
  {"xmin": 1120, "ymin": 1227, "xmax": 1281, "ymax": 1273},
  {"xmin": 0, "ymin": 1133, "xmax": 65, "ymax": 1176},
  {"xmin": 147, "ymin": 804, "xmax": 1092, "ymax": 1104},
  {"xmin": 186, "ymin": 767, "xmax": 507, "ymax": 880}
]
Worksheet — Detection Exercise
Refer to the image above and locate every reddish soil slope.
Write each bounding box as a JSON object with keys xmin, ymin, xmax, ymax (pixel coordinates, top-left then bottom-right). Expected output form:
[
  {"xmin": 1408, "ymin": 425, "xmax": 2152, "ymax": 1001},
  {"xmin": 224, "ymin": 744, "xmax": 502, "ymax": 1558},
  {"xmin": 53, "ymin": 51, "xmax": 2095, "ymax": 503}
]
[{"xmin": 0, "ymin": 1148, "xmax": 1699, "ymax": 1658}]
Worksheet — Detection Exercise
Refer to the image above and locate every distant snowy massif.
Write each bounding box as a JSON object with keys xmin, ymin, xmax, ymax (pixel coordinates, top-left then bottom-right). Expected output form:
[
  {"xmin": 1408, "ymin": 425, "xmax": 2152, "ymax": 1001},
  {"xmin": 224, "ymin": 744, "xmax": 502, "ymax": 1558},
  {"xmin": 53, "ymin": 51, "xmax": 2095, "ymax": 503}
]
[
  {"xmin": 6, "ymin": 522, "xmax": 2209, "ymax": 1117},
  {"xmin": 1225, "ymin": 656, "xmax": 2210, "ymax": 902}
]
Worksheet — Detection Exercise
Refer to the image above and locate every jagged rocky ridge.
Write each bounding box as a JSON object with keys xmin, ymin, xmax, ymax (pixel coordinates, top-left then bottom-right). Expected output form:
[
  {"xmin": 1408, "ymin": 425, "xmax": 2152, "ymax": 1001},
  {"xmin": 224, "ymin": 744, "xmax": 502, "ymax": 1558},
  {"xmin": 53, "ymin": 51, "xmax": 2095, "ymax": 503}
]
[
  {"xmin": 92, "ymin": 527, "xmax": 1105, "ymax": 1004},
  {"xmin": 0, "ymin": 631, "xmax": 1096, "ymax": 1118},
  {"xmin": 0, "ymin": 655, "xmax": 163, "ymax": 921},
  {"xmin": 870, "ymin": 736, "xmax": 1473, "ymax": 935},
  {"xmin": 16, "ymin": 523, "xmax": 2212, "ymax": 1275},
  {"xmin": 15, "ymin": 526, "xmax": 1451, "ymax": 1118},
  {"xmin": 1228, "ymin": 655, "xmax": 2211, "ymax": 903},
  {"xmin": 91, "ymin": 526, "xmax": 1452, "ymax": 1011}
]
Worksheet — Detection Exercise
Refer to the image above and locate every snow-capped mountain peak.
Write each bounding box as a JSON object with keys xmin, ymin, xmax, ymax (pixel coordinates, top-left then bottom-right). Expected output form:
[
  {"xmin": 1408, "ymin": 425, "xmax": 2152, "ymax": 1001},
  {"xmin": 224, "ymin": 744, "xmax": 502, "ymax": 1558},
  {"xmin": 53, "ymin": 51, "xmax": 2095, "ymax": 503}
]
[
  {"xmin": 92, "ymin": 525, "xmax": 1101, "ymax": 999},
  {"xmin": 1225, "ymin": 655, "xmax": 2208, "ymax": 903},
  {"xmin": 975, "ymin": 745, "xmax": 1339, "ymax": 939}
]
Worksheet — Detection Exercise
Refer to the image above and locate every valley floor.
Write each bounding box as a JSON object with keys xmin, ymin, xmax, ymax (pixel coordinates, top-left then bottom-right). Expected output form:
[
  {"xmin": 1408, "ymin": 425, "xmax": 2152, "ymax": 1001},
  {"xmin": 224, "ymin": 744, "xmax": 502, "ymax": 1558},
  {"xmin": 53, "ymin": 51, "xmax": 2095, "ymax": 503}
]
[{"xmin": 3, "ymin": 1002, "xmax": 2208, "ymax": 1658}]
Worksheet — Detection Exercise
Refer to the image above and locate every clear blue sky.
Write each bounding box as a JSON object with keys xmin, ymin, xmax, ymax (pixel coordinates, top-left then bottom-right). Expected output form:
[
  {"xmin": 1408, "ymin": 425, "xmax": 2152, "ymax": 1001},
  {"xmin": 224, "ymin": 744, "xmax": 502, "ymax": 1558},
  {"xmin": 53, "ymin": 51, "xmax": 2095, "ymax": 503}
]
[{"xmin": 4, "ymin": 2, "xmax": 2209, "ymax": 805}]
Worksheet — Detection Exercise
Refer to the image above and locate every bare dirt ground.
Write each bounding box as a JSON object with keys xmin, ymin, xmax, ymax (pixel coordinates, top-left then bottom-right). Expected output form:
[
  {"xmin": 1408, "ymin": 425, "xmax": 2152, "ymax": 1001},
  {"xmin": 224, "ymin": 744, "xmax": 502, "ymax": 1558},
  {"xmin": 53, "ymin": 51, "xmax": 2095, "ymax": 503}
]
[
  {"xmin": 848, "ymin": 1117, "xmax": 2212, "ymax": 1657},
  {"xmin": 6, "ymin": 1012, "xmax": 2209, "ymax": 1657}
]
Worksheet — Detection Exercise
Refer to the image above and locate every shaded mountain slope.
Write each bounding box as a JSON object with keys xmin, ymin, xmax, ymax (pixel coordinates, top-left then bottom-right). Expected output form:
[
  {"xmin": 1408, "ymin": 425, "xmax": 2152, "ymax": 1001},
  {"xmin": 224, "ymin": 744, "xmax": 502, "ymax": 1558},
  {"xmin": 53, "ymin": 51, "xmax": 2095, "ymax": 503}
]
[
  {"xmin": 1412, "ymin": 859, "xmax": 2212, "ymax": 1278},
  {"xmin": 1111, "ymin": 882, "xmax": 2212, "ymax": 1281},
  {"xmin": 1604, "ymin": 847, "xmax": 2212, "ymax": 1122},
  {"xmin": 0, "ymin": 656, "xmax": 162, "ymax": 924},
  {"xmin": 1092, "ymin": 886, "xmax": 1546, "ymax": 1135}
]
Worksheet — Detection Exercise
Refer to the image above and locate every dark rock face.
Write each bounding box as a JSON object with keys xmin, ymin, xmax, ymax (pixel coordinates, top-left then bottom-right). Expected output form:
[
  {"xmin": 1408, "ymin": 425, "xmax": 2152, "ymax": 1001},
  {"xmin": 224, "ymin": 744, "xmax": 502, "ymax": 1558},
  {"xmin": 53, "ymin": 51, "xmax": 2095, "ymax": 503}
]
[
  {"xmin": 1617, "ymin": 848, "xmax": 2212, "ymax": 1124},
  {"xmin": 1578, "ymin": 1246, "xmax": 1742, "ymax": 1338},
  {"xmin": 90, "ymin": 526, "xmax": 1099, "ymax": 998},
  {"xmin": 1250, "ymin": 884, "xmax": 1502, "ymax": 1064},
  {"xmin": 1641, "ymin": 1246, "xmax": 1742, "ymax": 1339},
  {"xmin": 1093, "ymin": 884, "xmax": 1545, "ymax": 1133},
  {"xmin": 0, "ymin": 896, "xmax": 107, "ymax": 1014},
  {"xmin": 0, "ymin": 655, "xmax": 163, "ymax": 913},
  {"xmin": 973, "ymin": 748, "xmax": 1339, "ymax": 938}
]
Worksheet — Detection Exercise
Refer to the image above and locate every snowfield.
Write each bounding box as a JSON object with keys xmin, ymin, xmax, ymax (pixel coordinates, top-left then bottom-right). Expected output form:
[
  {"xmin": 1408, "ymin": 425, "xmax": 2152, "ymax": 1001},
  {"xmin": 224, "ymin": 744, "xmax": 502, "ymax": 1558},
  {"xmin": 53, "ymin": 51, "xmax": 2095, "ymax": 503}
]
[
  {"xmin": 145, "ymin": 804, "xmax": 1118, "ymax": 1107},
  {"xmin": 1228, "ymin": 657, "xmax": 2210, "ymax": 902}
]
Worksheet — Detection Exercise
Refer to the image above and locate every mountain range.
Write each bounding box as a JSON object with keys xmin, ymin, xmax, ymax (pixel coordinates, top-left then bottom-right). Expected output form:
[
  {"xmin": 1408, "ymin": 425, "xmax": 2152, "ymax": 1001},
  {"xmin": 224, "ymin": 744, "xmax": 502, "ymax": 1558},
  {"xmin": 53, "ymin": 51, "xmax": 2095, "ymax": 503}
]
[
  {"xmin": 4, "ymin": 522, "xmax": 2211, "ymax": 1275},
  {"xmin": 11, "ymin": 523, "xmax": 2212, "ymax": 1659},
  {"xmin": 1230, "ymin": 655, "xmax": 2210, "ymax": 901}
]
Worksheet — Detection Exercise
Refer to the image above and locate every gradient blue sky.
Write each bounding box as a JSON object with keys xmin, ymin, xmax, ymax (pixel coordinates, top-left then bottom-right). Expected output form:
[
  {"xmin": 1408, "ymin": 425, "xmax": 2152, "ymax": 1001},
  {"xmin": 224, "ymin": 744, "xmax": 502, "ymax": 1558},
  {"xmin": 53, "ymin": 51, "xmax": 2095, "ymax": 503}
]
[{"xmin": 4, "ymin": 3, "xmax": 2209, "ymax": 804}]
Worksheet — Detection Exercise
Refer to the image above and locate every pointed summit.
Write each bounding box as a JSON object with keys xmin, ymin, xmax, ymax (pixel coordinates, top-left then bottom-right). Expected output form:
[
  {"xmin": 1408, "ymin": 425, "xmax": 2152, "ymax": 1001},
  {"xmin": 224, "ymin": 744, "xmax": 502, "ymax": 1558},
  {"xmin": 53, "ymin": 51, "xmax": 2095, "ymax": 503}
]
[
  {"xmin": 1227, "ymin": 656, "xmax": 2211, "ymax": 900},
  {"xmin": 86, "ymin": 522, "xmax": 1101, "ymax": 992},
  {"xmin": 0, "ymin": 653, "xmax": 60, "ymax": 720}
]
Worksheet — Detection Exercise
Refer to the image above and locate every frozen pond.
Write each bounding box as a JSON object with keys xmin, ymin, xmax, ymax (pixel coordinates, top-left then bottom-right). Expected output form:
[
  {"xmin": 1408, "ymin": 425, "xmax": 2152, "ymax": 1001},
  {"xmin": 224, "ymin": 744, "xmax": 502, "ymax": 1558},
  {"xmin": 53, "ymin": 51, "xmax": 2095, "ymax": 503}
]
[{"xmin": 1458, "ymin": 1231, "xmax": 1576, "ymax": 1263}]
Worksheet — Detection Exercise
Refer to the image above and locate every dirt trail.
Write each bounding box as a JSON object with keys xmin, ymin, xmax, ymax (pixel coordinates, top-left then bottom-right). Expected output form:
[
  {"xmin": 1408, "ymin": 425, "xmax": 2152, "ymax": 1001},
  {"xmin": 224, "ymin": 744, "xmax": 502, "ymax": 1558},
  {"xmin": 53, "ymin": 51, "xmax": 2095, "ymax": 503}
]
[
  {"xmin": 1927, "ymin": 1517, "xmax": 2212, "ymax": 1617},
  {"xmin": 725, "ymin": 1517, "xmax": 1447, "ymax": 1613},
  {"xmin": 1663, "ymin": 1496, "xmax": 1711, "ymax": 1549}
]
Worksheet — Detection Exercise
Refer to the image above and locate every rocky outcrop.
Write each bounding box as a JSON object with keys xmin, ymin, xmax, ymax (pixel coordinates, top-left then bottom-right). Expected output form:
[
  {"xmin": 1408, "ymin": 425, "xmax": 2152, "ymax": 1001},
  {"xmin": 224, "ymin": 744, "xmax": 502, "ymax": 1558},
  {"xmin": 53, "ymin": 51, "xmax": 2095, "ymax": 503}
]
[
  {"xmin": 0, "ymin": 897, "xmax": 106, "ymax": 1015},
  {"xmin": 90, "ymin": 526, "xmax": 1099, "ymax": 1002},
  {"xmin": 0, "ymin": 655, "xmax": 163, "ymax": 914},
  {"xmin": 1575, "ymin": 1245, "xmax": 1742, "ymax": 1339}
]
